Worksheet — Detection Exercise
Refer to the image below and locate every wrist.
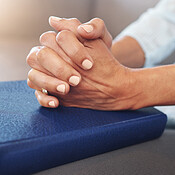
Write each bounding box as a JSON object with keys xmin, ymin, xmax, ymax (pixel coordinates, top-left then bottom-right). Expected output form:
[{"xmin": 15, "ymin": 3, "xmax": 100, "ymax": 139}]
[
  {"xmin": 111, "ymin": 66, "xmax": 144, "ymax": 110},
  {"xmin": 131, "ymin": 65, "xmax": 175, "ymax": 109},
  {"xmin": 125, "ymin": 67, "xmax": 165, "ymax": 110},
  {"xmin": 112, "ymin": 66, "xmax": 156, "ymax": 110},
  {"xmin": 128, "ymin": 69, "xmax": 150, "ymax": 109}
]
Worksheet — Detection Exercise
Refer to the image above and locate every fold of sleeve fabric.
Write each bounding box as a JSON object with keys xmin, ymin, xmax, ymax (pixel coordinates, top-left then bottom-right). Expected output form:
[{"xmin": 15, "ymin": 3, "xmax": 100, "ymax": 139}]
[{"xmin": 115, "ymin": 0, "xmax": 175, "ymax": 67}]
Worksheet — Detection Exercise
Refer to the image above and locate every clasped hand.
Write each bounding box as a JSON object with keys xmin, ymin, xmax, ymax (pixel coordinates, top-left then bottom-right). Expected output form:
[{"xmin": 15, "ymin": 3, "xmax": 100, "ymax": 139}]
[{"xmin": 27, "ymin": 17, "xmax": 140, "ymax": 110}]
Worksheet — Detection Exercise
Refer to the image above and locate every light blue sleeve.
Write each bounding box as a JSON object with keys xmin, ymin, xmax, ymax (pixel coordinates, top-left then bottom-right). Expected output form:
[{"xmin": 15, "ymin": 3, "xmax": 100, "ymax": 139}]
[{"xmin": 115, "ymin": 0, "xmax": 175, "ymax": 67}]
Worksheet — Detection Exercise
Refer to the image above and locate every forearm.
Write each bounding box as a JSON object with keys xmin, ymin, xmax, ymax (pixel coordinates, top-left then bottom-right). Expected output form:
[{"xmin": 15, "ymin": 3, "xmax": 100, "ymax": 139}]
[
  {"xmin": 131, "ymin": 64, "xmax": 175, "ymax": 109},
  {"xmin": 112, "ymin": 0, "xmax": 175, "ymax": 68},
  {"xmin": 111, "ymin": 36, "xmax": 145, "ymax": 68}
]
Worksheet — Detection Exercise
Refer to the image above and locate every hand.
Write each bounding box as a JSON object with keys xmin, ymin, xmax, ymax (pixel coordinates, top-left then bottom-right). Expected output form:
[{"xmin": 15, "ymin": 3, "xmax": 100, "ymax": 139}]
[
  {"xmin": 27, "ymin": 17, "xmax": 113, "ymax": 108},
  {"xmin": 27, "ymin": 30, "xmax": 140, "ymax": 110},
  {"xmin": 27, "ymin": 17, "xmax": 175, "ymax": 109}
]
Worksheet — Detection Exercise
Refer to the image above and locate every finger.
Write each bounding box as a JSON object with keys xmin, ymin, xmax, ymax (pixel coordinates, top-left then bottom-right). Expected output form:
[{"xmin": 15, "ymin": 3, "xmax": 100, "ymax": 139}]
[
  {"xmin": 48, "ymin": 16, "xmax": 84, "ymax": 42},
  {"xmin": 28, "ymin": 69, "xmax": 70, "ymax": 94},
  {"xmin": 35, "ymin": 90, "xmax": 59, "ymax": 108},
  {"xmin": 77, "ymin": 18, "xmax": 112, "ymax": 48},
  {"xmin": 56, "ymin": 30, "xmax": 93, "ymax": 70},
  {"xmin": 37, "ymin": 47, "xmax": 81, "ymax": 86},
  {"xmin": 39, "ymin": 31, "xmax": 74, "ymax": 66},
  {"xmin": 49, "ymin": 16, "xmax": 112, "ymax": 48},
  {"xmin": 27, "ymin": 78, "xmax": 41, "ymax": 90},
  {"xmin": 26, "ymin": 46, "xmax": 53, "ymax": 76},
  {"xmin": 28, "ymin": 77, "xmax": 60, "ymax": 108}
]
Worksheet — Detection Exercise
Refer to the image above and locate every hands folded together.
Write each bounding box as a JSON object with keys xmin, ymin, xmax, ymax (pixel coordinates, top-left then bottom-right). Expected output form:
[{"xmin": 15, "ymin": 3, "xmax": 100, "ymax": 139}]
[{"xmin": 26, "ymin": 17, "xmax": 142, "ymax": 110}]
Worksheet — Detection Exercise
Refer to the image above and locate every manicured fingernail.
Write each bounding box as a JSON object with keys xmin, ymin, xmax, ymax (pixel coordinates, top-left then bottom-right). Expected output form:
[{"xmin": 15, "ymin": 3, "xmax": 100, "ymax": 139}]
[
  {"xmin": 82, "ymin": 59, "xmax": 93, "ymax": 70},
  {"xmin": 49, "ymin": 16, "xmax": 62, "ymax": 25},
  {"xmin": 80, "ymin": 25, "xmax": 93, "ymax": 33},
  {"xmin": 49, "ymin": 101, "xmax": 56, "ymax": 107},
  {"xmin": 57, "ymin": 84, "xmax": 66, "ymax": 93},
  {"xmin": 69, "ymin": 76, "xmax": 80, "ymax": 86}
]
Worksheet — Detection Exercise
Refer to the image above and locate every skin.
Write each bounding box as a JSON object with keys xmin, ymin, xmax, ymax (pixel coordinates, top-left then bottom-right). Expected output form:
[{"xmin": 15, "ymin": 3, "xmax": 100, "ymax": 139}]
[
  {"xmin": 27, "ymin": 17, "xmax": 175, "ymax": 110},
  {"xmin": 28, "ymin": 31, "xmax": 138, "ymax": 110},
  {"xmin": 27, "ymin": 17, "xmax": 115, "ymax": 109}
]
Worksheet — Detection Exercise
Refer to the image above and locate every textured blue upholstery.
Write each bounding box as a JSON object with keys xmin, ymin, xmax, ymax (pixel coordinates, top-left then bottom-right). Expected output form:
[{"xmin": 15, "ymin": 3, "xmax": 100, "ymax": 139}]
[{"xmin": 0, "ymin": 81, "xmax": 167, "ymax": 175}]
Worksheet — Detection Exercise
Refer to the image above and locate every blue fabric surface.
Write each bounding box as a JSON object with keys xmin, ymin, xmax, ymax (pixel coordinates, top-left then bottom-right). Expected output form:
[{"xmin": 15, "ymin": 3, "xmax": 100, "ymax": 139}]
[{"xmin": 0, "ymin": 81, "xmax": 167, "ymax": 175}]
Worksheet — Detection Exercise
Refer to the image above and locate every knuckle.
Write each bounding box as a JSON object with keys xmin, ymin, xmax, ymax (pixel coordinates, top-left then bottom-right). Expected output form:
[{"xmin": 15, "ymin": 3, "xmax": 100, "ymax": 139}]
[
  {"xmin": 26, "ymin": 53, "xmax": 35, "ymax": 67},
  {"xmin": 40, "ymin": 32, "xmax": 49, "ymax": 44},
  {"xmin": 93, "ymin": 18, "xmax": 105, "ymax": 27},
  {"xmin": 27, "ymin": 79, "xmax": 32, "ymax": 88},
  {"xmin": 26, "ymin": 47, "xmax": 37, "ymax": 66},
  {"xmin": 70, "ymin": 18, "xmax": 80, "ymax": 25},
  {"xmin": 39, "ymin": 31, "xmax": 56, "ymax": 44},
  {"xmin": 37, "ymin": 47, "xmax": 48, "ymax": 62},
  {"xmin": 56, "ymin": 30, "xmax": 70, "ymax": 42},
  {"xmin": 27, "ymin": 69, "xmax": 34, "ymax": 81},
  {"xmin": 69, "ymin": 45, "xmax": 82, "ymax": 58},
  {"xmin": 26, "ymin": 53, "xmax": 33, "ymax": 66},
  {"xmin": 55, "ymin": 66, "xmax": 66, "ymax": 78}
]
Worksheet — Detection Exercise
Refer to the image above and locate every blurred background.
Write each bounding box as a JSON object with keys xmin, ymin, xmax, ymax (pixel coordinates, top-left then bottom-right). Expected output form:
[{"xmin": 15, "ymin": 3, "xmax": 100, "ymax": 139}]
[
  {"xmin": 0, "ymin": 0, "xmax": 174, "ymax": 126},
  {"xmin": 0, "ymin": 0, "xmax": 161, "ymax": 81}
]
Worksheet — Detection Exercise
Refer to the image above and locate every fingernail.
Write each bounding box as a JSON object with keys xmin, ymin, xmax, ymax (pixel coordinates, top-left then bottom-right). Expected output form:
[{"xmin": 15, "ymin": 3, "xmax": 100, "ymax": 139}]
[
  {"xmin": 49, "ymin": 101, "xmax": 56, "ymax": 107},
  {"xmin": 80, "ymin": 25, "xmax": 93, "ymax": 33},
  {"xmin": 69, "ymin": 76, "xmax": 80, "ymax": 86},
  {"xmin": 57, "ymin": 84, "xmax": 66, "ymax": 93},
  {"xmin": 82, "ymin": 59, "xmax": 93, "ymax": 70},
  {"xmin": 49, "ymin": 16, "xmax": 62, "ymax": 25}
]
